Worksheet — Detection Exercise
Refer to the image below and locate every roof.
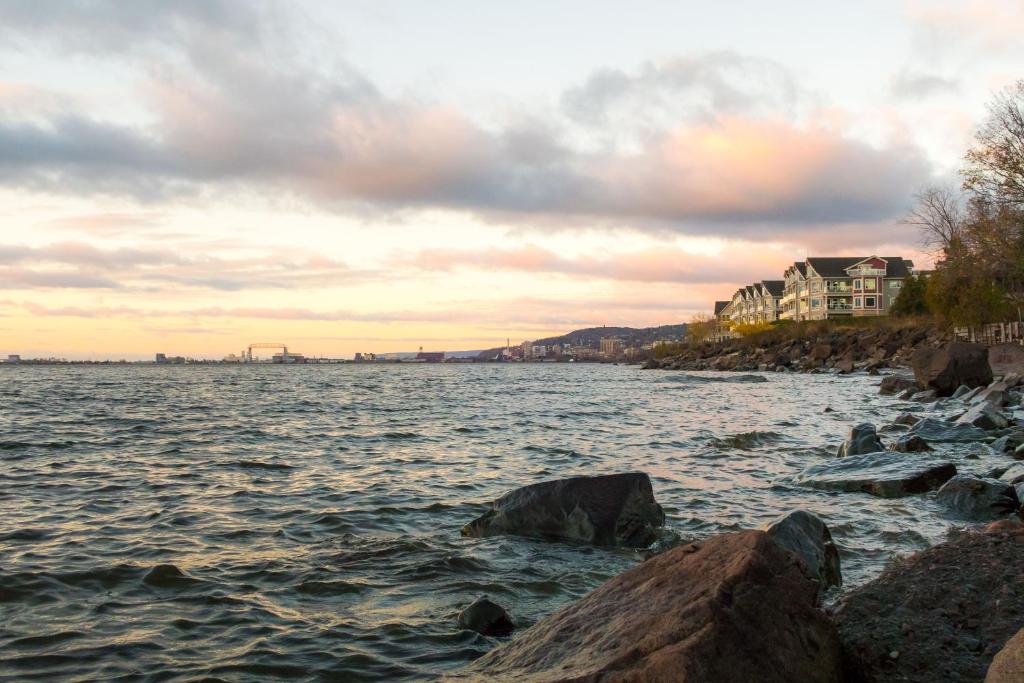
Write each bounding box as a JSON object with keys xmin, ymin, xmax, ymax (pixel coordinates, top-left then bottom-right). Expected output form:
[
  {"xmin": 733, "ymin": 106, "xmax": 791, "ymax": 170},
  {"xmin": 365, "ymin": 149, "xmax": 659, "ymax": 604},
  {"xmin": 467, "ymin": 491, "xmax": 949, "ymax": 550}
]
[
  {"xmin": 714, "ymin": 300, "xmax": 730, "ymax": 315},
  {"xmin": 805, "ymin": 257, "xmax": 863, "ymax": 278},
  {"xmin": 794, "ymin": 262, "xmax": 807, "ymax": 277},
  {"xmin": 760, "ymin": 280, "xmax": 785, "ymax": 297}
]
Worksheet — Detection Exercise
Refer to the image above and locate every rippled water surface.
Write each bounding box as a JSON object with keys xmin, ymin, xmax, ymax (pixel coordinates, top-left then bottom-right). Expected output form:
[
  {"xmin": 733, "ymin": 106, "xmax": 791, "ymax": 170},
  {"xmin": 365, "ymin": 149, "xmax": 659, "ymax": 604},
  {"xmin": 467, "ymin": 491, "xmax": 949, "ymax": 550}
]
[{"xmin": 0, "ymin": 364, "xmax": 1002, "ymax": 681}]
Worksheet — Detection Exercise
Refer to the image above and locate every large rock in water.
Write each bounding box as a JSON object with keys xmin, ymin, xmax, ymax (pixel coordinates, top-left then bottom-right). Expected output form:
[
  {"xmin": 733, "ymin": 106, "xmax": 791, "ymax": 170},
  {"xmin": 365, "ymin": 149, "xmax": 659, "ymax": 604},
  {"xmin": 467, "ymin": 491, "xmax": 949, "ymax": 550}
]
[
  {"xmin": 835, "ymin": 525, "xmax": 1024, "ymax": 683},
  {"xmin": 461, "ymin": 473, "xmax": 665, "ymax": 548},
  {"xmin": 879, "ymin": 374, "xmax": 916, "ymax": 396},
  {"xmin": 789, "ymin": 452, "xmax": 956, "ymax": 498},
  {"xmin": 762, "ymin": 510, "xmax": 842, "ymax": 596},
  {"xmin": 458, "ymin": 596, "xmax": 515, "ymax": 637},
  {"xmin": 908, "ymin": 417, "xmax": 989, "ymax": 443},
  {"xmin": 836, "ymin": 422, "xmax": 886, "ymax": 457},
  {"xmin": 935, "ymin": 474, "xmax": 1020, "ymax": 520},
  {"xmin": 452, "ymin": 531, "xmax": 843, "ymax": 683},
  {"xmin": 912, "ymin": 342, "xmax": 993, "ymax": 396},
  {"xmin": 986, "ymin": 627, "xmax": 1024, "ymax": 682}
]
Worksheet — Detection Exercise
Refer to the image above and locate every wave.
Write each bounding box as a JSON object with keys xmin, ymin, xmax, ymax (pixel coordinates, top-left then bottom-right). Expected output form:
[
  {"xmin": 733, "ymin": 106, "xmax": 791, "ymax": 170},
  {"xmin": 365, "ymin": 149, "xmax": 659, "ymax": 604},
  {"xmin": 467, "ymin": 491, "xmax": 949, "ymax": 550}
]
[
  {"xmin": 660, "ymin": 373, "xmax": 769, "ymax": 384},
  {"xmin": 707, "ymin": 430, "xmax": 787, "ymax": 450}
]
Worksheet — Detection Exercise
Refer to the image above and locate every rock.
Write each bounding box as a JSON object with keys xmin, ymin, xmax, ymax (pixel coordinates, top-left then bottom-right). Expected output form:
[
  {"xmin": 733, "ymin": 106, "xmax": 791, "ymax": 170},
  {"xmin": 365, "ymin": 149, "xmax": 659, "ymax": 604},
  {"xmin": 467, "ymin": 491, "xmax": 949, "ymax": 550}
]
[
  {"xmin": 910, "ymin": 389, "xmax": 938, "ymax": 403},
  {"xmin": 973, "ymin": 381, "xmax": 1010, "ymax": 407},
  {"xmin": 991, "ymin": 430, "xmax": 1024, "ymax": 454},
  {"xmin": 836, "ymin": 423, "xmax": 886, "ymax": 457},
  {"xmin": 762, "ymin": 510, "xmax": 842, "ymax": 596},
  {"xmin": 1000, "ymin": 463, "xmax": 1024, "ymax": 485},
  {"xmin": 935, "ymin": 475, "xmax": 1020, "ymax": 520},
  {"xmin": 810, "ymin": 343, "xmax": 833, "ymax": 362},
  {"xmin": 956, "ymin": 402, "xmax": 1009, "ymax": 431},
  {"xmin": 1016, "ymin": 443, "xmax": 1024, "ymax": 460},
  {"xmin": 461, "ymin": 472, "xmax": 665, "ymax": 548},
  {"xmin": 912, "ymin": 342, "xmax": 993, "ymax": 397},
  {"xmin": 879, "ymin": 374, "xmax": 916, "ymax": 396},
  {"xmin": 457, "ymin": 596, "xmax": 514, "ymax": 636},
  {"xmin": 789, "ymin": 452, "xmax": 956, "ymax": 498},
  {"xmin": 640, "ymin": 358, "xmax": 661, "ymax": 370},
  {"xmin": 989, "ymin": 343, "xmax": 1024, "ymax": 378},
  {"xmin": 888, "ymin": 434, "xmax": 932, "ymax": 452},
  {"xmin": 909, "ymin": 417, "xmax": 989, "ymax": 442},
  {"xmin": 986, "ymin": 627, "xmax": 1024, "ymax": 682},
  {"xmin": 836, "ymin": 526, "xmax": 1024, "ymax": 683},
  {"xmin": 835, "ymin": 359, "xmax": 855, "ymax": 374},
  {"xmin": 453, "ymin": 531, "xmax": 843, "ymax": 683},
  {"xmin": 952, "ymin": 384, "xmax": 973, "ymax": 399},
  {"xmin": 893, "ymin": 412, "xmax": 922, "ymax": 427},
  {"xmin": 896, "ymin": 388, "xmax": 916, "ymax": 400}
]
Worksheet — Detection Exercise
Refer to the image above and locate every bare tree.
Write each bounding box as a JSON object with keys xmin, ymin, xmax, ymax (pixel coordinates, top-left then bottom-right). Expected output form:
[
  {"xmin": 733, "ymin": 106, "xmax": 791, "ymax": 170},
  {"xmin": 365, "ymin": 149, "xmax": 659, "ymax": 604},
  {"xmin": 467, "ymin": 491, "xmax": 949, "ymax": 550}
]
[
  {"xmin": 903, "ymin": 185, "xmax": 966, "ymax": 254},
  {"xmin": 963, "ymin": 80, "xmax": 1024, "ymax": 207}
]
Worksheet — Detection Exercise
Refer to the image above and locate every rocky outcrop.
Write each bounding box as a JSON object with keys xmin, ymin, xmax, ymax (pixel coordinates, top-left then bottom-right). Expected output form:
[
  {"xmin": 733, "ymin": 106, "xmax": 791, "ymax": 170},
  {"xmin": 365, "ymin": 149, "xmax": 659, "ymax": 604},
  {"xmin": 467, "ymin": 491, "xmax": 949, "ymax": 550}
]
[
  {"xmin": 836, "ymin": 423, "xmax": 886, "ymax": 457},
  {"xmin": 762, "ymin": 509, "xmax": 842, "ymax": 596},
  {"xmin": 835, "ymin": 525, "xmax": 1024, "ymax": 683},
  {"xmin": 458, "ymin": 596, "xmax": 515, "ymax": 637},
  {"xmin": 912, "ymin": 342, "xmax": 993, "ymax": 397},
  {"xmin": 461, "ymin": 472, "xmax": 665, "ymax": 548},
  {"xmin": 935, "ymin": 475, "xmax": 1020, "ymax": 520},
  {"xmin": 453, "ymin": 531, "xmax": 843, "ymax": 683},
  {"xmin": 986, "ymin": 627, "xmax": 1024, "ymax": 682},
  {"xmin": 789, "ymin": 452, "xmax": 956, "ymax": 498}
]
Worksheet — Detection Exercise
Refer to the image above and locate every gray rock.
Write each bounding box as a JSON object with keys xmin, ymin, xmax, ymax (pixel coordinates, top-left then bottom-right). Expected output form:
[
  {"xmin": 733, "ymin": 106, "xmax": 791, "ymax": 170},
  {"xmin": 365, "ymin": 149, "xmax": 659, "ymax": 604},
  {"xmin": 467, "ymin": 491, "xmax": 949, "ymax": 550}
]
[
  {"xmin": 789, "ymin": 452, "xmax": 956, "ymax": 498},
  {"xmin": 999, "ymin": 463, "xmax": 1024, "ymax": 485},
  {"xmin": 461, "ymin": 472, "xmax": 665, "ymax": 547},
  {"xmin": 897, "ymin": 388, "xmax": 917, "ymax": 400},
  {"xmin": 971, "ymin": 381, "xmax": 1009, "ymax": 407},
  {"xmin": 955, "ymin": 402, "xmax": 1009, "ymax": 431},
  {"xmin": 879, "ymin": 375, "xmax": 916, "ymax": 396},
  {"xmin": 910, "ymin": 390, "xmax": 938, "ymax": 403},
  {"xmin": 908, "ymin": 417, "xmax": 989, "ymax": 443},
  {"xmin": 888, "ymin": 434, "xmax": 932, "ymax": 453},
  {"xmin": 991, "ymin": 430, "xmax": 1024, "ymax": 454},
  {"xmin": 762, "ymin": 510, "xmax": 842, "ymax": 596},
  {"xmin": 458, "ymin": 596, "xmax": 514, "ymax": 636},
  {"xmin": 837, "ymin": 423, "xmax": 886, "ymax": 458},
  {"xmin": 951, "ymin": 385, "xmax": 973, "ymax": 399},
  {"xmin": 912, "ymin": 342, "xmax": 993, "ymax": 397},
  {"xmin": 893, "ymin": 413, "xmax": 922, "ymax": 427},
  {"xmin": 935, "ymin": 474, "xmax": 1020, "ymax": 520},
  {"xmin": 1015, "ymin": 443, "xmax": 1024, "ymax": 460}
]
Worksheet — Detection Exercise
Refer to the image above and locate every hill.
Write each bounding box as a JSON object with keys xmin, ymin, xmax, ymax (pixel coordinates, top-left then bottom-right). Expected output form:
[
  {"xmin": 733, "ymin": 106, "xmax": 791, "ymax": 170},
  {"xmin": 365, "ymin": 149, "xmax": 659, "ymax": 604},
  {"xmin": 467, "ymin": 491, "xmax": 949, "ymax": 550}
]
[{"xmin": 470, "ymin": 323, "xmax": 688, "ymax": 360}]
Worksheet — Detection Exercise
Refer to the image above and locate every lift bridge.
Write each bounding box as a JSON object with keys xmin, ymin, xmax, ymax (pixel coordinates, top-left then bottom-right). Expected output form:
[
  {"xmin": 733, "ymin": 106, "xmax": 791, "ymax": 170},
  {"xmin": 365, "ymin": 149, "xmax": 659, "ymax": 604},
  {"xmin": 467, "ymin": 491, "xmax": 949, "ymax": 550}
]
[{"xmin": 246, "ymin": 342, "xmax": 296, "ymax": 363}]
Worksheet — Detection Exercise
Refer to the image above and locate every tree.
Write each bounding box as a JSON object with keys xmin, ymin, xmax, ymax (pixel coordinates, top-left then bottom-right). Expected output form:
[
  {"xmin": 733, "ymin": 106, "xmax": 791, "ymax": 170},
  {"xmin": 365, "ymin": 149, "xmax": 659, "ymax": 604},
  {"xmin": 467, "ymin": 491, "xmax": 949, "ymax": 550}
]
[
  {"xmin": 963, "ymin": 80, "xmax": 1024, "ymax": 207},
  {"xmin": 889, "ymin": 273, "xmax": 929, "ymax": 317},
  {"xmin": 904, "ymin": 185, "xmax": 966, "ymax": 255},
  {"xmin": 685, "ymin": 312, "xmax": 716, "ymax": 345}
]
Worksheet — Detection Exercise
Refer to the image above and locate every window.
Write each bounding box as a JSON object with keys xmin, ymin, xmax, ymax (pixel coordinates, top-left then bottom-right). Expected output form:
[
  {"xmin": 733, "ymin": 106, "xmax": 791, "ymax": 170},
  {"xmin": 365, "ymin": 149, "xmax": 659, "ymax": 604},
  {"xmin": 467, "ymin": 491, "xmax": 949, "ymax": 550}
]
[
  {"xmin": 865, "ymin": 296, "xmax": 876, "ymax": 307},
  {"xmin": 890, "ymin": 280, "xmax": 902, "ymax": 288},
  {"xmin": 854, "ymin": 297, "xmax": 862, "ymax": 307},
  {"xmin": 865, "ymin": 277, "xmax": 876, "ymax": 290},
  {"xmin": 811, "ymin": 298, "xmax": 821, "ymax": 308},
  {"xmin": 854, "ymin": 278, "xmax": 862, "ymax": 290}
]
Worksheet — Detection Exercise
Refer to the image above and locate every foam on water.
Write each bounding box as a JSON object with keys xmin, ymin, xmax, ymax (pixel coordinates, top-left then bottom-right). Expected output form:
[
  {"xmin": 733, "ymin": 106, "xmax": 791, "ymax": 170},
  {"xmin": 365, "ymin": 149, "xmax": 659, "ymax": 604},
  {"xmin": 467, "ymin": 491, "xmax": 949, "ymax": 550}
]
[{"xmin": 0, "ymin": 364, "xmax": 1006, "ymax": 680}]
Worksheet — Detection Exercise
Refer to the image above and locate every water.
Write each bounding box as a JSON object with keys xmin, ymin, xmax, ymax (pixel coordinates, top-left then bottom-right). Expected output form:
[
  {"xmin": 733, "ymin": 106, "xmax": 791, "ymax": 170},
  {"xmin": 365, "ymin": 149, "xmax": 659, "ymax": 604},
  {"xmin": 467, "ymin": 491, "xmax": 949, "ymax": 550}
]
[{"xmin": 0, "ymin": 364, "xmax": 1003, "ymax": 681}]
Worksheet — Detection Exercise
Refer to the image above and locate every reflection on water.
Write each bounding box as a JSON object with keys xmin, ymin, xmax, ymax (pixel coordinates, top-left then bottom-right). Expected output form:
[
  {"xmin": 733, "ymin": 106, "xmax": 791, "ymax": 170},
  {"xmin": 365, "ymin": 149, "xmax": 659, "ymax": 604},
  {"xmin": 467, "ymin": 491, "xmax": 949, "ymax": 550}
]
[{"xmin": 0, "ymin": 364, "xmax": 1001, "ymax": 680}]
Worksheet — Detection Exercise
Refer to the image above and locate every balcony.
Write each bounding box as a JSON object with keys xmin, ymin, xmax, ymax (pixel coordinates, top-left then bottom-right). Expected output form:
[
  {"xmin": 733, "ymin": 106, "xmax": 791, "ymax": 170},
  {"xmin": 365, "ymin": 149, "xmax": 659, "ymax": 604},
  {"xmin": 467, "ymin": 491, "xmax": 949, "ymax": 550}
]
[
  {"xmin": 827, "ymin": 302, "xmax": 853, "ymax": 311},
  {"xmin": 826, "ymin": 282, "xmax": 852, "ymax": 293}
]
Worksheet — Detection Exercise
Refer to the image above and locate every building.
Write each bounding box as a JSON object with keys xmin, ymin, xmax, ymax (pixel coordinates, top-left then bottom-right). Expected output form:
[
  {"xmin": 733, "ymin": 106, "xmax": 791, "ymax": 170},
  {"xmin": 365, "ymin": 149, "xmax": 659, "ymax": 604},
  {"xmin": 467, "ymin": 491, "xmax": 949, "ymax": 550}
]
[
  {"xmin": 415, "ymin": 351, "xmax": 445, "ymax": 362},
  {"xmin": 599, "ymin": 337, "xmax": 624, "ymax": 358},
  {"xmin": 801, "ymin": 256, "xmax": 914, "ymax": 320},
  {"xmin": 780, "ymin": 262, "xmax": 809, "ymax": 321},
  {"xmin": 5, "ymin": 354, "xmax": 21, "ymax": 364},
  {"xmin": 155, "ymin": 353, "xmax": 167, "ymax": 363}
]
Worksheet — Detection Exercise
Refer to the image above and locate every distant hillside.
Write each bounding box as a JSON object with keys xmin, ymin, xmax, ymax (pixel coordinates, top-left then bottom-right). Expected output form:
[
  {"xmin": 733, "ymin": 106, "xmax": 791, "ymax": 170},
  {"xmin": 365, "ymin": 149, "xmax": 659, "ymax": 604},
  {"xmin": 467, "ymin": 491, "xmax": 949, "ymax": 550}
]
[{"xmin": 532, "ymin": 324, "xmax": 688, "ymax": 349}]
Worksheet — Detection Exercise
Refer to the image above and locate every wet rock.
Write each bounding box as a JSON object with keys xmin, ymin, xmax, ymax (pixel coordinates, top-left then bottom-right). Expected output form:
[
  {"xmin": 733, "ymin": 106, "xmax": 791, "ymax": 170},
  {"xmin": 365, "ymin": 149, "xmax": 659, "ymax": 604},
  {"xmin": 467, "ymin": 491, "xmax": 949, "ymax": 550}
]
[
  {"xmin": 999, "ymin": 463, "xmax": 1024, "ymax": 485},
  {"xmin": 956, "ymin": 402, "xmax": 1009, "ymax": 431},
  {"xmin": 790, "ymin": 452, "xmax": 956, "ymax": 498},
  {"xmin": 910, "ymin": 390, "xmax": 938, "ymax": 403},
  {"xmin": 986, "ymin": 627, "xmax": 1024, "ymax": 682},
  {"xmin": 896, "ymin": 388, "xmax": 916, "ymax": 400},
  {"xmin": 893, "ymin": 412, "xmax": 922, "ymax": 427},
  {"xmin": 836, "ymin": 526, "xmax": 1024, "ymax": 683},
  {"xmin": 912, "ymin": 342, "xmax": 993, "ymax": 397},
  {"xmin": 1016, "ymin": 443, "xmax": 1024, "ymax": 460},
  {"xmin": 952, "ymin": 384, "xmax": 973, "ymax": 399},
  {"xmin": 143, "ymin": 564, "xmax": 198, "ymax": 588},
  {"xmin": 835, "ymin": 359, "xmax": 855, "ymax": 374},
  {"xmin": 991, "ymin": 430, "xmax": 1024, "ymax": 454},
  {"xmin": 640, "ymin": 358, "xmax": 661, "ymax": 370},
  {"xmin": 453, "ymin": 531, "xmax": 843, "ymax": 683},
  {"xmin": 973, "ymin": 381, "xmax": 1010, "ymax": 407},
  {"xmin": 935, "ymin": 475, "xmax": 1020, "ymax": 520},
  {"xmin": 888, "ymin": 434, "xmax": 932, "ymax": 453},
  {"xmin": 909, "ymin": 417, "xmax": 989, "ymax": 443},
  {"xmin": 458, "ymin": 596, "xmax": 514, "ymax": 637},
  {"xmin": 880, "ymin": 375, "xmax": 916, "ymax": 396},
  {"xmin": 836, "ymin": 423, "xmax": 886, "ymax": 457},
  {"xmin": 762, "ymin": 509, "xmax": 842, "ymax": 596},
  {"xmin": 461, "ymin": 472, "xmax": 665, "ymax": 548}
]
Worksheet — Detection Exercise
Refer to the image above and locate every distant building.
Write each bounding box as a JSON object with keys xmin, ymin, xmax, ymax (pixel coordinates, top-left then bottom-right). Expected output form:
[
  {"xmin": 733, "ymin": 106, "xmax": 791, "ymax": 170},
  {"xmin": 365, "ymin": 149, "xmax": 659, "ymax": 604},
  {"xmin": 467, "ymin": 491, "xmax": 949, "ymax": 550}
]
[
  {"xmin": 222, "ymin": 354, "xmax": 244, "ymax": 363},
  {"xmin": 415, "ymin": 351, "xmax": 445, "ymax": 363},
  {"xmin": 155, "ymin": 353, "xmax": 167, "ymax": 363},
  {"xmin": 5, "ymin": 354, "xmax": 21, "ymax": 364},
  {"xmin": 272, "ymin": 353, "xmax": 305, "ymax": 363},
  {"xmin": 599, "ymin": 337, "xmax": 624, "ymax": 358}
]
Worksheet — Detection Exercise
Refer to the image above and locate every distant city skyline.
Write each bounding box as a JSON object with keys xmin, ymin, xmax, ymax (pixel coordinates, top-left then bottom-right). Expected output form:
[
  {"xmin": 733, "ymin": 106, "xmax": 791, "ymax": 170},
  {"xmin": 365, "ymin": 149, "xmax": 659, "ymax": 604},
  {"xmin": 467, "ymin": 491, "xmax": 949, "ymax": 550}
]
[{"xmin": 1, "ymin": 1, "xmax": 1022, "ymax": 359}]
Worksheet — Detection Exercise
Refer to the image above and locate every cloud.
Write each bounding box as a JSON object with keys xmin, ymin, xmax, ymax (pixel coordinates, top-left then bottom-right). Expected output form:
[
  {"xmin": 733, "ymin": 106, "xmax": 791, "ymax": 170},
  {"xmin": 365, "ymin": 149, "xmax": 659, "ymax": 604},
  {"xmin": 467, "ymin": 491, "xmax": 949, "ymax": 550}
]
[
  {"xmin": 890, "ymin": 69, "xmax": 961, "ymax": 99},
  {"xmin": 0, "ymin": 3, "xmax": 933, "ymax": 240}
]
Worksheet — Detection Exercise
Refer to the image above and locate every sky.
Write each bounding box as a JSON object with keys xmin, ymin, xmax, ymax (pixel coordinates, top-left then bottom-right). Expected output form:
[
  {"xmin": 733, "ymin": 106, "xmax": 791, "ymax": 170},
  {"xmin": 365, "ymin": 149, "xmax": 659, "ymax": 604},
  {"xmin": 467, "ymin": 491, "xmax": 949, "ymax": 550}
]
[{"xmin": 0, "ymin": 0, "xmax": 1022, "ymax": 360}]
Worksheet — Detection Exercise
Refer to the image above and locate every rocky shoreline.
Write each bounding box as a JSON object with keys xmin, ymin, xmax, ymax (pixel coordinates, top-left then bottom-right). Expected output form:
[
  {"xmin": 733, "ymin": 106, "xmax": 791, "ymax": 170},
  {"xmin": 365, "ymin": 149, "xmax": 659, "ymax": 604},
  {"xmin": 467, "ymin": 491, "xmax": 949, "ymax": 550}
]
[{"xmin": 450, "ymin": 340, "xmax": 1024, "ymax": 681}]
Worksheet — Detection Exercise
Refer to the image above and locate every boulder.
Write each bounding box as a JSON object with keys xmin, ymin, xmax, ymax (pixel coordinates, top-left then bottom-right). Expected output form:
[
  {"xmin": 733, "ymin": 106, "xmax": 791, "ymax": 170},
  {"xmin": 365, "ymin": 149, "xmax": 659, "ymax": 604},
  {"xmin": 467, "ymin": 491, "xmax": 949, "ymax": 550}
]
[
  {"xmin": 888, "ymin": 434, "xmax": 932, "ymax": 453},
  {"xmin": 955, "ymin": 402, "xmax": 1009, "ymax": 431},
  {"xmin": 461, "ymin": 472, "xmax": 665, "ymax": 548},
  {"xmin": 989, "ymin": 343, "xmax": 1024, "ymax": 377},
  {"xmin": 973, "ymin": 381, "xmax": 1010, "ymax": 407},
  {"xmin": 457, "ymin": 596, "xmax": 515, "ymax": 637},
  {"xmin": 952, "ymin": 384, "xmax": 973, "ymax": 399},
  {"xmin": 836, "ymin": 423, "xmax": 886, "ymax": 457},
  {"xmin": 762, "ymin": 510, "xmax": 842, "ymax": 596},
  {"xmin": 910, "ymin": 389, "xmax": 938, "ymax": 403},
  {"xmin": 879, "ymin": 375, "xmax": 916, "ymax": 396},
  {"xmin": 836, "ymin": 525, "xmax": 1024, "ymax": 683},
  {"xmin": 453, "ymin": 531, "xmax": 843, "ymax": 683},
  {"xmin": 912, "ymin": 342, "xmax": 993, "ymax": 396},
  {"xmin": 810, "ymin": 343, "xmax": 833, "ymax": 362},
  {"xmin": 789, "ymin": 452, "xmax": 956, "ymax": 498},
  {"xmin": 991, "ymin": 430, "xmax": 1024, "ymax": 454},
  {"xmin": 640, "ymin": 358, "xmax": 661, "ymax": 370},
  {"xmin": 909, "ymin": 417, "xmax": 989, "ymax": 443},
  {"xmin": 1016, "ymin": 443, "xmax": 1024, "ymax": 460},
  {"xmin": 835, "ymin": 359, "xmax": 855, "ymax": 374},
  {"xmin": 986, "ymin": 627, "xmax": 1024, "ymax": 682},
  {"xmin": 893, "ymin": 412, "xmax": 922, "ymax": 427},
  {"xmin": 999, "ymin": 463, "xmax": 1024, "ymax": 485},
  {"xmin": 935, "ymin": 475, "xmax": 1020, "ymax": 520}
]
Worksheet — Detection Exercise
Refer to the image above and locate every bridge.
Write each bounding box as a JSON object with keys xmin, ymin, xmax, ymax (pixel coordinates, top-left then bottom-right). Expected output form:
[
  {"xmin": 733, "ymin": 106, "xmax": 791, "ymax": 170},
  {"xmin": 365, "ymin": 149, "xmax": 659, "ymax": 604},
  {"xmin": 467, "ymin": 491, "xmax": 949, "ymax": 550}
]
[{"xmin": 246, "ymin": 343, "xmax": 291, "ymax": 363}]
